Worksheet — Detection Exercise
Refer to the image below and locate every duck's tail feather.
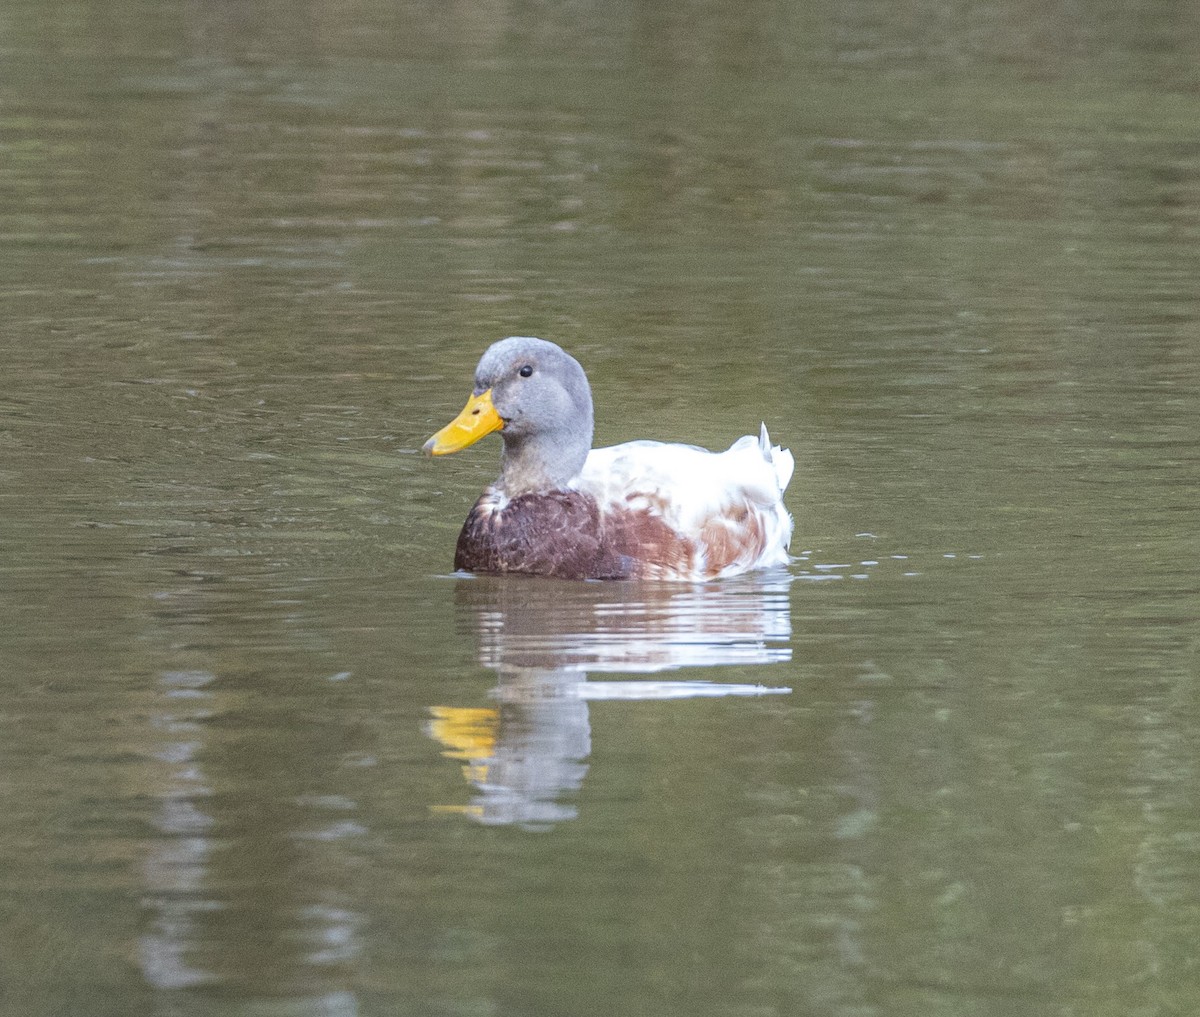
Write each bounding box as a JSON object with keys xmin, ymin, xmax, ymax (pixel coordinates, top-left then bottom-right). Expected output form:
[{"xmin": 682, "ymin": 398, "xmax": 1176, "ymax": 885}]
[{"xmin": 759, "ymin": 423, "xmax": 795, "ymax": 493}]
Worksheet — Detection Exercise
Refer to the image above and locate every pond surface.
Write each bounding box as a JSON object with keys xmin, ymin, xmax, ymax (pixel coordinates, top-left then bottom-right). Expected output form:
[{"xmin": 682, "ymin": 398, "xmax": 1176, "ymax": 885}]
[{"xmin": 2, "ymin": 1, "xmax": 1200, "ymax": 1015}]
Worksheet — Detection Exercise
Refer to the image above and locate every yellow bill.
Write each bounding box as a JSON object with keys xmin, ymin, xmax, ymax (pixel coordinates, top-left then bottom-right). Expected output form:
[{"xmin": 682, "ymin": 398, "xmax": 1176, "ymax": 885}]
[{"xmin": 423, "ymin": 388, "xmax": 504, "ymax": 455}]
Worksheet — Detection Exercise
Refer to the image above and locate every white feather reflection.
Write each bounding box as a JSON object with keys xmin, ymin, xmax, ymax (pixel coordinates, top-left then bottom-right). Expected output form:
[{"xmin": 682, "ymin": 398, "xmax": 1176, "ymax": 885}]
[
  {"xmin": 428, "ymin": 570, "xmax": 794, "ymax": 828},
  {"xmin": 138, "ymin": 669, "xmax": 220, "ymax": 989}
]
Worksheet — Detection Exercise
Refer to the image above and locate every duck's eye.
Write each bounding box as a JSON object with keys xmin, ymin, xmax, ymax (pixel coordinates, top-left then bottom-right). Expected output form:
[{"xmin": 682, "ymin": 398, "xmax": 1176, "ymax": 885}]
[{"xmin": 518, "ymin": 364, "xmax": 533, "ymax": 378}]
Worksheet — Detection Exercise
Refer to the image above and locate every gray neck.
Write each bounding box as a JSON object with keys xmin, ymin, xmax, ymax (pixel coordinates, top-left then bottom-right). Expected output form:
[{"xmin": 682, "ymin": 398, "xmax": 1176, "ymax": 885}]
[{"xmin": 498, "ymin": 429, "xmax": 590, "ymax": 497}]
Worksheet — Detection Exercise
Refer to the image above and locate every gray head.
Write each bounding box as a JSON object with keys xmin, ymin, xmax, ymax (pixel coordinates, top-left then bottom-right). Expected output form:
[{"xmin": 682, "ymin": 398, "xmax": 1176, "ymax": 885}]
[{"xmin": 435, "ymin": 336, "xmax": 595, "ymax": 496}]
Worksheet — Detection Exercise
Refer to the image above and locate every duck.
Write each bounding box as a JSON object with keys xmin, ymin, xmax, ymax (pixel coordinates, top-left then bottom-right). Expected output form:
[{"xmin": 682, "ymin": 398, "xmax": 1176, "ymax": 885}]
[{"xmin": 422, "ymin": 337, "xmax": 794, "ymax": 581}]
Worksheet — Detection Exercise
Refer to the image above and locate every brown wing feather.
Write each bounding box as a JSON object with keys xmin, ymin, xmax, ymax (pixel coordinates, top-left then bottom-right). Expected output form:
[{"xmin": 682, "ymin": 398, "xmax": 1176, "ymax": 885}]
[
  {"xmin": 601, "ymin": 502, "xmax": 697, "ymax": 580},
  {"xmin": 697, "ymin": 501, "xmax": 768, "ymax": 577}
]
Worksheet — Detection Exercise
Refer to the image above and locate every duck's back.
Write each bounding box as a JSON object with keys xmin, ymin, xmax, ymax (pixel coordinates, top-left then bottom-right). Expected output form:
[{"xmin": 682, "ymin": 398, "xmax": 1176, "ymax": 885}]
[{"xmin": 574, "ymin": 425, "xmax": 794, "ymax": 580}]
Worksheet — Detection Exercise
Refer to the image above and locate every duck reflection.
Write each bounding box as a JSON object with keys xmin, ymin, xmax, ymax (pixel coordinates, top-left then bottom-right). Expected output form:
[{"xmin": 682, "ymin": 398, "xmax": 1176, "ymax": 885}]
[{"xmin": 427, "ymin": 571, "xmax": 793, "ymax": 828}]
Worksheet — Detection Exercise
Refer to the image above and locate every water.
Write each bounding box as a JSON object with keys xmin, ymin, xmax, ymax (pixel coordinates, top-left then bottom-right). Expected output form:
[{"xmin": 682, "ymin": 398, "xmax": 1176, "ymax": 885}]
[{"xmin": 2, "ymin": 1, "xmax": 1200, "ymax": 1015}]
